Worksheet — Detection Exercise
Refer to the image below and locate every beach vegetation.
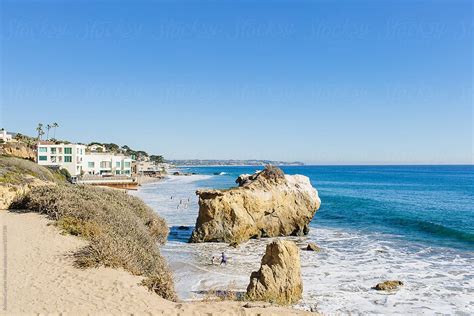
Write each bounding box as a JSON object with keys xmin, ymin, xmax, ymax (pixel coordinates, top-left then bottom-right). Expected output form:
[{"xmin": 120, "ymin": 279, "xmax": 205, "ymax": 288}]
[
  {"xmin": 12, "ymin": 184, "xmax": 177, "ymax": 300},
  {"xmin": 150, "ymin": 155, "xmax": 165, "ymax": 163},
  {"xmin": 13, "ymin": 133, "xmax": 37, "ymax": 147},
  {"xmin": 0, "ymin": 156, "xmax": 67, "ymax": 185}
]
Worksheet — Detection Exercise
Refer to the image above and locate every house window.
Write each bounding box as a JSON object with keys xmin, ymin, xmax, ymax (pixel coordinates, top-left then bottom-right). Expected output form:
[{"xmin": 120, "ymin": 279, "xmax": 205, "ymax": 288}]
[
  {"xmin": 124, "ymin": 170, "xmax": 130, "ymax": 175},
  {"xmin": 39, "ymin": 155, "xmax": 47, "ymax": 161},
  {"xmin": 64, "ymin": 156, "xmax": 72, "ymax": 163},
  {"xmin": 39, "ymin": 147, "xmax": 47, "ymax": 153},
  {"xmin": 64, "ymin": 147, "xmax": 72, "ymax": 154},
  {"xmin": 88, "ymin": 162, "xmax": 95, "ymax": 168},
  {"xmin": 124, "ymin": 162, "xmax": 131, "ymax": 168},
  {"xmin": 115, "ymin": 170, "xmax": 121, "ymax": 175},
  {"xmin": 116, "ymin": 162, "xmax": 121, "ymax": 168},
  {"xmin": 50, "ymin": 148, "xmax": 57, "ymax": 154},
  {"xmin": 100, "ymin": 161, "xmax": 111, "ymax": 169},
  {"xmin": 51, "ymin": 156, "xmax": 57, "ymax": 163}
]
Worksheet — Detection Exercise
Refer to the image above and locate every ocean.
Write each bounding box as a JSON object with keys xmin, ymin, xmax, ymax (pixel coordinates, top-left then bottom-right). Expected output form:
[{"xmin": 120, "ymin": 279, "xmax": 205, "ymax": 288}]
[{"xmin": 132, "ymin": 165, "xmax": 474, "ymax": 314}]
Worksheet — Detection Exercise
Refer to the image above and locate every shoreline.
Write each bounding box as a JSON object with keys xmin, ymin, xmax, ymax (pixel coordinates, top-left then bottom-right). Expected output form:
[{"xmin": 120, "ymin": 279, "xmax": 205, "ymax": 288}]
[
  {"xmin": 0, "ymin": 209, "xmax": 312, "ymax": 315},
  {"xmin": 133, "ymin": 171, "xmax": 474, "ymax": 315},
  {"xmin": 137, "ymin": 174, "xmax": 166, "ymax": 185}
]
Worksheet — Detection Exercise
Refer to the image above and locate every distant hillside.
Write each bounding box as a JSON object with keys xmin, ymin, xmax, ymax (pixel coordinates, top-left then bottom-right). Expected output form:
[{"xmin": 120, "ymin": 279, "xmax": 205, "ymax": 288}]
[{"xmin": 167, "ymin": 159, "xmax": 304, "ymax": 166}]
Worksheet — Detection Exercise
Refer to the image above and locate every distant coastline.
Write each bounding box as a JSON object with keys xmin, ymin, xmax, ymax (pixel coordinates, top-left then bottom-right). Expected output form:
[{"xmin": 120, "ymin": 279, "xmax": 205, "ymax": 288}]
[{"xmin": 168, "ymin": 159, "xmax": 305, "ymax": 166}]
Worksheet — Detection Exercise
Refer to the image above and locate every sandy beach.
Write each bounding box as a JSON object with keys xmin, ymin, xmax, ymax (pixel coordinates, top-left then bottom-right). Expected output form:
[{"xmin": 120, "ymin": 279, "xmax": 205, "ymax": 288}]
[
  {"xmin": 137, "ymin": 174, "xmax": 166, "ymax": 185},
  {"xmin": 0, "ymin": 210, "xmax": 311, "ymax": 315}
]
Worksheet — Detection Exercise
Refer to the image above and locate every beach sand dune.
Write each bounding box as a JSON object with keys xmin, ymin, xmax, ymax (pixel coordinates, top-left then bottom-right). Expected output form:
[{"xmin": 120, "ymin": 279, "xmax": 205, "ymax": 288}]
[{"xmin": 0, "ymin": 210, "xmax": 310, "ymax": 315}]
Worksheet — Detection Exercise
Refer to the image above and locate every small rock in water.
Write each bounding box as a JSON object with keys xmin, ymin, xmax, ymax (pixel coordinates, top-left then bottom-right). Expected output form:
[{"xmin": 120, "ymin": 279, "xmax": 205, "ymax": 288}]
[
  {"xmin": 373, "ymin": 280, "xmax": 403, "ymax": 291},
  {"xmin": 310, "ymin": 304, "xmax": 319, "ymax": 313},
  {"xmin": 229, "ymin": 241, "xmax": 239, "ymax": 248},
  {"xmin": 305, "ymin": 243, "xmax": 321, "ymax": 252}
]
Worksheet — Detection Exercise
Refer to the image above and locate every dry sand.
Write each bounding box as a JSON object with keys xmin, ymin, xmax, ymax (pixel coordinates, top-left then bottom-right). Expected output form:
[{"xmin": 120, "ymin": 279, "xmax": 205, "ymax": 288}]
[{"xmin": 0, "ymin": 210, "xmax": 312, "ymax": 315}]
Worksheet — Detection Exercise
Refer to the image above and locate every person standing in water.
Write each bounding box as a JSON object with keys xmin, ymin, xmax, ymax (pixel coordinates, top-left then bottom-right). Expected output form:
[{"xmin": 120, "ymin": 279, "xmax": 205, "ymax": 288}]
[{"xmin": 220, "ymin": 252, "xmax": 227, "ymax": 265}]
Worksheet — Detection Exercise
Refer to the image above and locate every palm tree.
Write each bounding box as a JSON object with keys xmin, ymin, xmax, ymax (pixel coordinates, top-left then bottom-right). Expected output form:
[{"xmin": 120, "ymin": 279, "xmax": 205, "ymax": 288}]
[
  {"xmin": 46, "ymin": 124, "xmax": 52, "ymax": 140},
  {"xmin": 52, "ymin": 122, "xmax": 59, "ymax": 139},
  {"xmin": 36, "ymin": 123, "xmax": 44, "ymax": 141}
]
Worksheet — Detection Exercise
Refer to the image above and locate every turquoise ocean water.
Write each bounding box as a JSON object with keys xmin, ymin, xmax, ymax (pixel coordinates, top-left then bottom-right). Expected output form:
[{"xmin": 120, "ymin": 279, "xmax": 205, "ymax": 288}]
[
  {"xmin": 133, "ymin": 165, "xmax": 474, "ymax": 314},
  {"xmin": 185, "ymin": 165, "xmax": 474, "ymax": 251}
]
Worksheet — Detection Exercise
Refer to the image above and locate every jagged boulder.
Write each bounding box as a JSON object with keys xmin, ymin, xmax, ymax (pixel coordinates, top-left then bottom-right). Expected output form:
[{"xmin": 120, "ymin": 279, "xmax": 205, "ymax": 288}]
[
  {"xmin": 305, "ymin": 242, "xmax": 321, "ymax": 252},
  {"xmin": 246, "ymin": 240, "xmax": 302, "ymax": 305},
  {"xmin": 189, "ymin": 166, "xmax": 321, "ymax": 244}
]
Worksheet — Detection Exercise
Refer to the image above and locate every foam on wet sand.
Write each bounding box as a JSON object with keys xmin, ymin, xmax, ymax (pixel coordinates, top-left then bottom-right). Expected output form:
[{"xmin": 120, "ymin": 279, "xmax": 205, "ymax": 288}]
[{"xmin": 133, "ymin": 174, "xmax": 474, "ymax": 314}]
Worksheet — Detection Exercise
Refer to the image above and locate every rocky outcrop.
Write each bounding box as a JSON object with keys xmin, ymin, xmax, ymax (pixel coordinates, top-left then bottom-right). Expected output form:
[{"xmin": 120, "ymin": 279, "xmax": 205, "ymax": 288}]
[
  {"xmin": 305, "ymin": 242, "xmax": 321, "ymax": 252},
  {"xmin": 373, "ymin": 280, "xmax": 403, "ymax": 291},
  {"xmin": 0, "ymin": 143, "xmax": 36, "ymax": 160},
  {"xmin": 189, "ymin": 166, "xmax": 321, "ymax": 244},
  {"xmin": 246, "ymin": 240, "xmax": 303, "ymax": 305}
]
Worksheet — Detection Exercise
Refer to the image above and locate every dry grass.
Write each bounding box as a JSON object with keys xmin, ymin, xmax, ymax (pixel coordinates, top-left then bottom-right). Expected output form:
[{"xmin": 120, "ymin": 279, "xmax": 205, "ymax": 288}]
[
  {"xmin": 12, "ymin": 184, "xmax": 177, "ymax": 300},
  {"xmin": 0, "ymin": 156, "xmax": 68, "ymax": 184}
]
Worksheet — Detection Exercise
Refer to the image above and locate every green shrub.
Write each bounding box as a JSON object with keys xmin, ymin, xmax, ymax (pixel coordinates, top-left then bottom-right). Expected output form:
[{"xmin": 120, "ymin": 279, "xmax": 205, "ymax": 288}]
[
  {"xmin": 57, "ymin": 216, "xmax": 102, "ymax": 238},
  {"xmin": 13, "ymin": 184, "xmax": 176, "ymax": 300},
  {"xmin": 57, "ymin": 168, "xmax": 71, "ymax": 181}
]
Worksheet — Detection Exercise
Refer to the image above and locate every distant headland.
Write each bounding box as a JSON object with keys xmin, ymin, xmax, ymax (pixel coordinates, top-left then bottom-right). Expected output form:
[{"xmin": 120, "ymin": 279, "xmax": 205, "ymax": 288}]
[{"xmin": 167, "ymin": 159, "xmax": 305, "ymax": 166}]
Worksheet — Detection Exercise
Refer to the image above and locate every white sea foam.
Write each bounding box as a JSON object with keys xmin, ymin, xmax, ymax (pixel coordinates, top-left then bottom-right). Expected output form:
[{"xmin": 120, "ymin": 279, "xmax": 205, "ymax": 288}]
[{"xmin": 133, "ymin": 176, "xmax": 474, "ymax": 315}]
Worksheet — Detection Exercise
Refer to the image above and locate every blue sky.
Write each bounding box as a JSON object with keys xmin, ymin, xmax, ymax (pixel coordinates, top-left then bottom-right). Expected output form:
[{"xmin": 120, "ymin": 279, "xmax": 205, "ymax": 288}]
[{"xmin": 1, "ymin": 0, "xmax": 472, "ymax": 164}]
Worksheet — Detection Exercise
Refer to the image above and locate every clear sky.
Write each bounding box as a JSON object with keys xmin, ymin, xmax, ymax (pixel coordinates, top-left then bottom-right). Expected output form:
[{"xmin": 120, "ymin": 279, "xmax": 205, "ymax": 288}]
[{"xmin": 1, "ymin": 0, "xmax": 472, "ymax": 164}]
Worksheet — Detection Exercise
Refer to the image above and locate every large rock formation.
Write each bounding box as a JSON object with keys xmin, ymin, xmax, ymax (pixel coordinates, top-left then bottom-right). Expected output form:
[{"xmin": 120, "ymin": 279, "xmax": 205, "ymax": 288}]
[
  {"xmin": 189, "ymin": 166, "xmax": 320, "ymax": 244},
  {"xmin": 246, "ymin": 240, "xmax": 303, "ymax": 304}
]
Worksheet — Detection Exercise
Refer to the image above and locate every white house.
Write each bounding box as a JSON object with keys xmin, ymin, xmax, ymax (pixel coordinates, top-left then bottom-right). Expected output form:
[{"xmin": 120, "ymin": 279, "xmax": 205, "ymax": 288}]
[
  {"xmin": 136, "ymin": 161, "xmax": 168, "ymax": 174},
  {"xmin": 37, "ymin": 142, "xmax": 133, "ymax": 177},
  {"xmin": 0, "ymin": 129, "xmax": 13, "ymax": 143},
  {"xmin": 37, "ymin": 142, "xmax": 87, "ymax": 176},
  {"xmin": 82, "ymin": 153, "xmax": 133, "ymax": 176},
  {"xmin": 87, "ymin": 144, "xmax": 106, "ymax": 152}
]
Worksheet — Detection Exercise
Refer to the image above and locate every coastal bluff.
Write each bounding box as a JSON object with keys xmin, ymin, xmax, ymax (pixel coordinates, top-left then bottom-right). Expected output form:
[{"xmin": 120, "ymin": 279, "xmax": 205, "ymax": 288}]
[{"xmin": 189, "ymin": 166, "xmax": 321, "ymax": 244}]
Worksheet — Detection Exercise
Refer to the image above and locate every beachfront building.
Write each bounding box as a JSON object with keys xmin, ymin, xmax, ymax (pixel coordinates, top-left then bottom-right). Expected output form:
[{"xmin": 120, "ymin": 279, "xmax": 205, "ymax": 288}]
[
  {"xmin": 37, "ymin": 142, "xmax": 87, "ymax": 176},
  {"xmin": 87, "ymin": 144, "xmax": 106, "ymax": 152},
  {"xmin": 0, "ymin": 129, "xmax": 14, "ymax": 143},
  {"xmin": 37, "ymin": 142, "xmax": 133, "ymax": 177},
  {"xmin": 135, "ymin": 161, "xmax": 167, "ymax": 174},
  {"xmin": 82, "ymin": 153, "xmax": 133, "ymax": 176}
]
